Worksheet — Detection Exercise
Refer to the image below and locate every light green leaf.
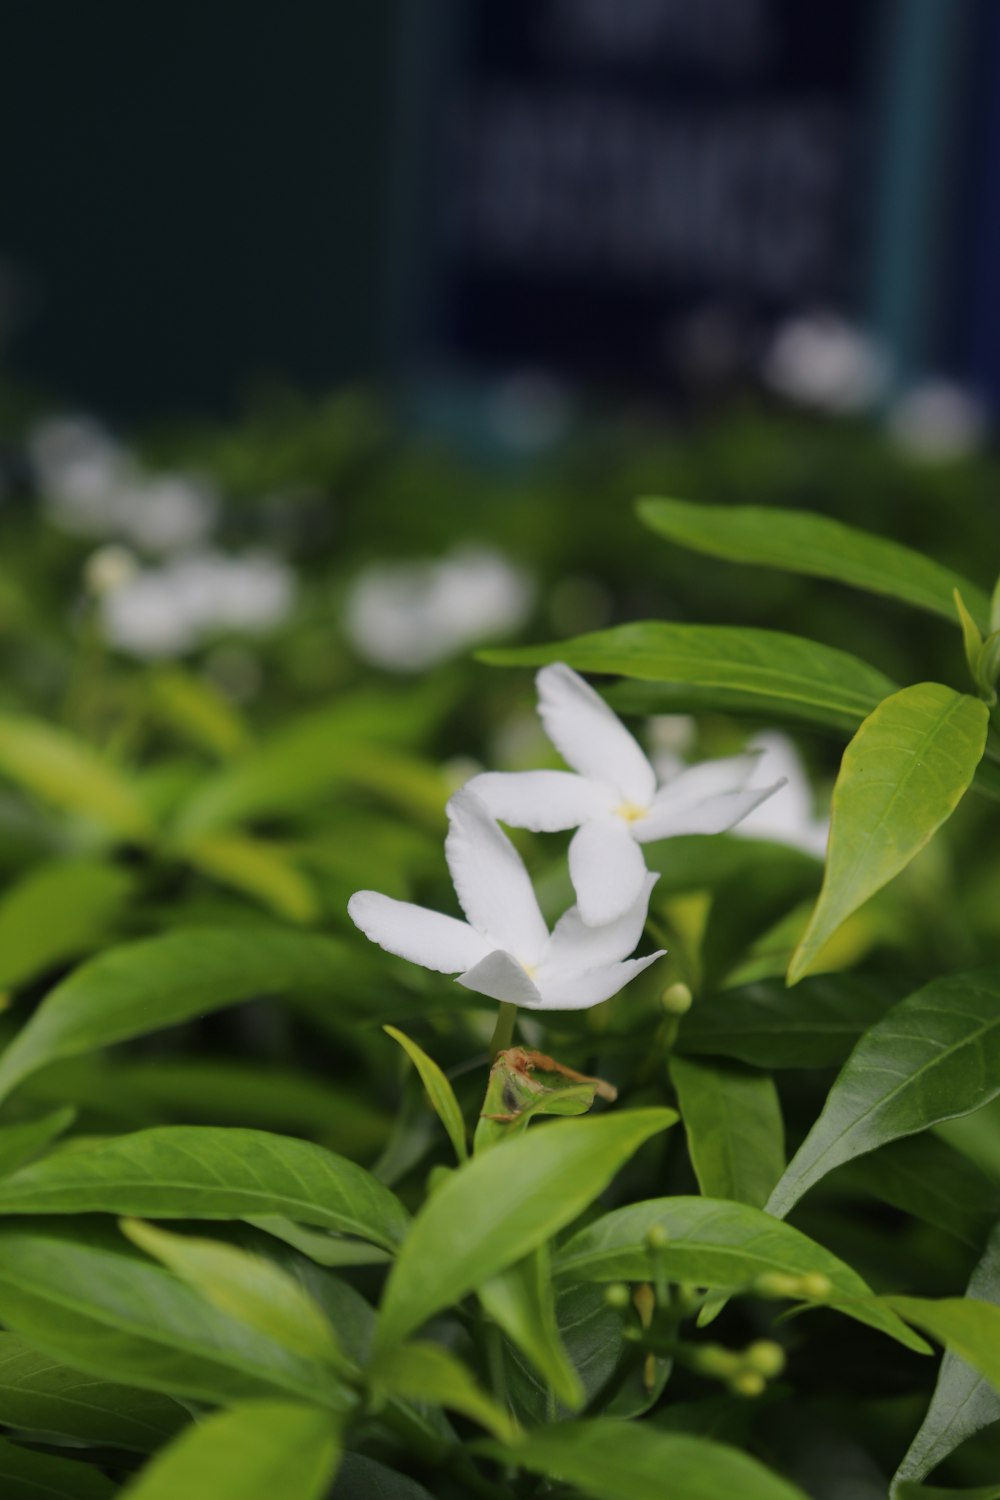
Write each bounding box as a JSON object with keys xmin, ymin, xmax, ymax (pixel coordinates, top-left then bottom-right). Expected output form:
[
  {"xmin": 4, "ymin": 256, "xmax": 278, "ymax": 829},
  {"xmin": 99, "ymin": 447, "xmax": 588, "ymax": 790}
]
[
  {"xmin": 555, "ymin": 1195, "xmax": 927, "ymax": 1353},
  {"xmin": 179, "ymin": 830, "xmax": 320, "ymax": 923},
  {"xmin": 788, "ymin": 685, "xmax": 988, "ymax": 983},
  {"xmin": 479, "ymin": 1247, "xmax": 584, "ymax": 1411},
  {"xmin": 637, "ymin": 497, "xmax": 991, "ymax": 628},
  {"xmin": 122, "ymin": 1221, "xmax": 344, "ymax": 1366},
  {"xmin": 0, "ymin": 1221, "xmax": 353, "ymax": 1408},
  {"xmin": 118, "ymin": 1400, "xmax": 341, "ymax": 1500},
  {"xmin": 0, "ymin": 1108, "xmax": 76, "ymax": 1179},
  {"xmin": 370, "ymin": 1341, "xmax": 515, "ymax": 1441},
  {"xmin": 383, "ymin": 1026, "xmax": 467, "ymax": 1162},
  {"xmin": 887, "ymin": 1295, "xmax": 1000, "ymax": 1399},
  {"xmin": 483, "ymin": 623, "xmax": 896, "ymax": 735},
  {"xmin": 669, "ymin": 1056, "xmax": 784, "ymax": 1209},
  {"xmin": 0, "ymin": 1434, "xmax": 116, "ymax": 1499},
  {"xmin": 0, "ymin": 926, "xmax": 372, "ymax": 1104},
  {"xmin": 955, "ymin": 590, "xmax": 986, "ymax": 687},
  {"xmin": 676, "ymin": 974, "xmax": 901, "ymax": 1070},
  {"xmin": 247, "ymin": 1217, "xmax": 391, "ymax": 1269},
  {"xmin": 149, "ymin": 667, "xmax": 251, "ymax": 759},
  {"xmin": 766, "ymin": 969, "xmax": 1000, "ymax": 1219},
  {"xmin": 0, "ymin": 713, "xmax": 153, "ymax": 841},
  {"xmin": 480, "ymin": 1418, "xmax": 809, "ymax": 1500},
  {"xmin": 0, "ymin": 860, "xmax": 132, "ymax": 991},
  {"xmin": 893, "ymin": 1226, "xmax": 1000, "ymax": 1490},
  {"xmin": 0, "ymin": 1333, "xmax": 185, "ymax": 1451},
  {"xmin": 375, "ymin": 1108, "xmax": 677, "ymax": 1350},
  {"xmin": 0, "ymin": 1124, "xmax": 408, "ymax": 1250}
]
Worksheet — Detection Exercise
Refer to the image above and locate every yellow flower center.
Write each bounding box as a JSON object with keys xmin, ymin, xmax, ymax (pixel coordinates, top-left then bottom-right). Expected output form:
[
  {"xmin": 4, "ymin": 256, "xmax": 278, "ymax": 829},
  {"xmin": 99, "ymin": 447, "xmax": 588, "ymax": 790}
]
[{"xmin": 615, "ymin": 802, "xmax": 648, "ymax": 824}]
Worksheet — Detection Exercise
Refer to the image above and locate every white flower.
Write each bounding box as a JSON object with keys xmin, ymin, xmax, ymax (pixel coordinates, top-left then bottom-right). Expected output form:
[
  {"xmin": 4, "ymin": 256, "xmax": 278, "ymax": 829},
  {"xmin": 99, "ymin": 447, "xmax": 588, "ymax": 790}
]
[
  {"xmin": 887, "ymin": 380, "xmax": 986, "ymax": 462},
  {"xmin": 730, "ymin": 732, "xmax": 829, "ymax": 859},
  {"xmin": 467, "ymin": 664, "xmax": 784, "ymax": 926},
  {"xmin": 344, "ymin": 545, "xmax": 534, "ymax": 673},
  {"xmin": 348, "ymin": 789, "xmax": 664, "ymax": 1011},
  {"xmin": 762, "ymin": 314, "xmax": 887, "ymax": 414}
]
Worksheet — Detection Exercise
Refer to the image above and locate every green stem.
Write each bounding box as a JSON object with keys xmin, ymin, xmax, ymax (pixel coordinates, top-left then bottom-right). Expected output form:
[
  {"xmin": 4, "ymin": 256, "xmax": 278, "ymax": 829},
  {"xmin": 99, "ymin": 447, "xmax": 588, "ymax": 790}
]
[{"xmin": 489, "ymin": 1002, "xmax": 518, "ymax": 1059}]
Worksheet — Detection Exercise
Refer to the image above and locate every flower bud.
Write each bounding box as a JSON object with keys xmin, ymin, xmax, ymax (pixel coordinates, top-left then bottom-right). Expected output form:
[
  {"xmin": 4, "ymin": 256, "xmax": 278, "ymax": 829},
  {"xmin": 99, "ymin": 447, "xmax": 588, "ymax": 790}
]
[
  {"xmin": 633, "ymin": 1283, "xmax": 656, "ymax": 1329},
  {"xmin": 661, "ymin": 982, "xmax": 693, "ymax": 1016},
  {"xmin": 692, "ymin": 1344, "xmax": 741, "ymax": 1380},
  {"xmin": 730, "ymin": 1370, "xmax": 767, "ymax": 1399},
  {"xmin": 604, "ymin": 1283, "xmax": 631, "ymax": 1311},
  {"xmin": 744, "ymin": 1340, "xmax": 785, "ymax": 1378},
  {"xmin": 645, "ymin": 1223, "xmax": 670, "ymax": 1251}
]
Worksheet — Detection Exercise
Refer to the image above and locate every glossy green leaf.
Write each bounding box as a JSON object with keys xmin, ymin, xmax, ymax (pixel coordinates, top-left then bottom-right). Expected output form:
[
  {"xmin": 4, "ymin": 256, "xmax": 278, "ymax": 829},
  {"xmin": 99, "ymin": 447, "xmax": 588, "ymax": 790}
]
[
  {"xmin": 370, "ymin": 1341, "xmax": 515, "ymax": 1441},
  {"xmin": 0, "ymin": 1107, "xmax": 75, "ymax": 1178},
  {"xmin": 893, "ymin": 1226, "xmax": 1000, "ymax": 1490},
  {"xmin": 0, "ymin": 1221, "xmax": 353, "ymax": 1409},
  {"xmin": 766, "ymin": 969, "xmax": 1000, "ymax": 1219},
  {"xmin": 0, "ymin": 860, "xmax": 132, "ymax": 991},
  {"xmin": 0, "ymin": 1434, "xmax": 116, "ymax": 1499},
  {"xmin": 375, "ymin": 1108, "xmax": 677, "ymax": 1350},
  {"xmin": 0, "ymin": 1124, "xmax": 408, "ymax": 1250},
  {"xmin": 480, "ymin": 1419, "xmax": 809, "ymax": 1500},
  {"xmin": 383, "ymin": 1025, "xmax": 467, "ymax": 1162},
  {"xmin": 637, "ymin": 498, "xmax": 991, "ymax": 628},
  {"xmin": 555, "ymin": 1196, "xmax": 927, "ymax": 1353},
  {"xmin": 839, "ymin": 1134, "xmax": 1000, "ymax": 1249},
  {"xmin": 179, "ymin": 830, "xmax": 320, "ymax": 923},
  {"xmin": 479, "ymin": 1247, "xmax": 584, "ymax": 1411},
  {"xmin": 670, "ymin": 1056, "xmax": 784, "ymax": 1209},
  {"xmin": 483, "ymin": 623, "xmax": 896, "ymax": 736},
  {"xmin": 118, "ymin": 1400, "xmax": 341, "ymax": 1500},
  {"xmin": 0, "ymin": 1333, "xmax": 185, "ymax": 1451},
  {"xmin": 123, "ymin": 1221, "xmax": 344, "ymax": 1366},
  {"xmin": 788, "ymin": 685, "xmax": 988, "ymax": 983},
  {"xmin": 0, "ymin": 926, "xmax": 370, "ymax": 1104},
  {"xmin": 677, "ymin": 974, "xmax": 902, "ymax": 1070},
  {"xmin": 0, "ymin": 713, "xmax": 153, "ymax": 841}
]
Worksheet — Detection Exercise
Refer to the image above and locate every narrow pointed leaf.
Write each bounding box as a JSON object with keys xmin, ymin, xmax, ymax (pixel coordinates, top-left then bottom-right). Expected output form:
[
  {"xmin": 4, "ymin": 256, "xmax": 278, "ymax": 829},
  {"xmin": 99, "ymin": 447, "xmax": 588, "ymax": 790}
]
[
  {"xmin": 637, "ymin": 498, "xmax": 991, "ymax": 628},
  {"xmin": 0, "ymin": 713, "xmax": 153, "ymax": 841},
  {"xmin": 670, "ymin": 1056, "xmax": 784, "ymax": 1209},
  {"xmin": 180, "ymin": 831, "xmax": 320, "ymax": 924},
  {"xmin": 118, "ymin": 1400, "xmax": 341, "ymax": 1500},
  {"xmin": 375, "ymin": 1108, "xmax": 677, "ymax": 1350},
  {"xmin": 370, "ymin": 1342, "xmax": 515, "ymax": 1441},
  {"xmin": 0, "ymin": 1125, "xmax": 408, "ymax": 1250},
  {"xmin": 555, "ymin": 1195, "xmax": 927, "ymax": 1353},
  {"xmin": 789, "ymin": 685, "xmax": 988, "ymax": 983},
  {"xmin": 887, "ymin": 1296, "xmax": 1000, "ymax": 1398},
  {"xmin": 0, "ymin": 1435, "xmax": 116, "ymax": 1499},
  {"xmin": 766, "ymin": 969, "xmax": 1000, "ymax": 1219},
  {"xmin": 479, "ymin": 1247, "xmax": 584, "ymax": 1411},
  {"xmin": 0, "ymin": 860, "xmax": 132, "ymax": 991},
  {"xmin": 384, "ymin": 1026, "xmax": 467, "ymax": 1162}
]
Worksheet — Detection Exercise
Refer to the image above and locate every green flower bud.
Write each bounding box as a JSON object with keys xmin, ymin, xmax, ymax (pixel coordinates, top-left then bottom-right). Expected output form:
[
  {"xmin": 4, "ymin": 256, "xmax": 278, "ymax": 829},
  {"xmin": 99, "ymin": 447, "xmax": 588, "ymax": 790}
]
[
  {"xmin": 661, "ymin": 982, "xmax": 693, "ymax": 1016},
  {"xmin": 604, "ymin": 1283, "xmax": 631, "ymax": 1311},
  {"xmin": 744, "ymin": 1340, "xmax": 785, "ymax": 1378},
  {"xmin": 730, "ymin": 1370, "xmax": 767, "ymax": 1399}
]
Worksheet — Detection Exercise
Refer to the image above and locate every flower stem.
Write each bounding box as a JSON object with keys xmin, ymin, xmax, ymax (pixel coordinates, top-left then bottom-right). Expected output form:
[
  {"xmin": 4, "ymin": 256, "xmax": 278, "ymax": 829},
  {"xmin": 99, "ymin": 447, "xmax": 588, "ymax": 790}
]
[{"xmin": 489, "ymin": 1002, "xmax": 518, "ymax": 1058}]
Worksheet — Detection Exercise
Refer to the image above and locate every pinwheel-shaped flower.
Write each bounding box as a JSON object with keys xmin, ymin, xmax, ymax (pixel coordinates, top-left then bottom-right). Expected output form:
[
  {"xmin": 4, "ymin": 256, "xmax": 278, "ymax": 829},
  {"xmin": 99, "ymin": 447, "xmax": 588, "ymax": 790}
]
[
  {"xmin": 348, "ymin": 789, "xmax": 663, "ymax": 1010},
  {"xmin": 468, "ymin": 664, "xmax": 784, "ymax": 926}
]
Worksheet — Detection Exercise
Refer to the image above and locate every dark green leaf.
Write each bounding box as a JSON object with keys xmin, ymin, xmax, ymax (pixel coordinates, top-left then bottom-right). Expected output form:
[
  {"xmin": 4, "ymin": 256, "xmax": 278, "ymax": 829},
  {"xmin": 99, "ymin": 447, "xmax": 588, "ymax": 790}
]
[
  {"xmin": 670, "ymin": 1056, "xmax": 784, "ymax": 1209},
  {"xmin": 0, "ymin": 1434, "xmax": 116, "ymax": 1499},
  {"xmin": 0, "ymin": 1108, "xmax": 75, "ymax": 1179},
  {"xmin": 479, "ymin": 1247, "xmax": 584, "ymax": 1411},
  {"xmin": 332, "ymin": 1454, "xmax": 435, "ymax": 1499},
  {"xmin": 383, "ymin": 1026, "xmax": 467, "ymax": 1162},
  {"xmin": 839, "ymin": 1135, "xmax": 1000, "ymax": 1249}
]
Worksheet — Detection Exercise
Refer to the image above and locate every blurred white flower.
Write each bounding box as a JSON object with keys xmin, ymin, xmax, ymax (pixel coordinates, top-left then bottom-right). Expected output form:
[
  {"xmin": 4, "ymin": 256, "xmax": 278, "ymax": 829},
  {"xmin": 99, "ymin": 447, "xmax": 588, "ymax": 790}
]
[
  {"xmin": 83, "ymin": 544, "xmax": 139, "ymax": 599},
  {"xmin": 101, "ymin": 551, "xmax": 295, "ymax": 659},
  {"xmin": 762, "ymin": 314, "xmax": 887, "ymax": 414},
  {"xmin": 345, "ymin": 545, "xmax": 534, "ymax": 672},
  {"xmin": 887, "ymin": 380, "xmax": 987, "ymax": 462},
  {"xmin": 731, "ymin": 732, "xmax": 829, "ymax": 859}
]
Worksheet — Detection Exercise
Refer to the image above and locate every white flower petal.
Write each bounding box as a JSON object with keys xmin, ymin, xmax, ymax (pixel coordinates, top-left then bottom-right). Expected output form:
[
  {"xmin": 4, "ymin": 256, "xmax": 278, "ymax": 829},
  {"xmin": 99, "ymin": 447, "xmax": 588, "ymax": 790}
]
[
  {"xmin": 545, "ymin": 872, "xmax": 659, "ymax": 971},
  {"xmin": 632, "ymin": 780, "xmax": 787, "ymax": 843},
  {"xmin": 569, "ymin": 818, "xmax": 649, "ymax": 927},
  {"xmin": 465, "ymin": 769, "xmax": 615, "ymax": 832},
  {"xmin": 534, "ymin": 951, "xmax": 665, "ymax": 1011},
  {"xmin": 456, "ymin": 950, "xmax": 544, "ymax": 1007},
  {"xmin": 445, "ymin": 789, "xmax": 549, "ymax": 963},
  {"xmin": 348, "ymin": 891, "xmax": 491, "ymax": 973},
  {"xmin": 653, "ymin": 752, "xmax": 763, "ymax": 808},
  {"xmin": 538, "ymin": 663, "xmax": 656, "ymax": 806}
]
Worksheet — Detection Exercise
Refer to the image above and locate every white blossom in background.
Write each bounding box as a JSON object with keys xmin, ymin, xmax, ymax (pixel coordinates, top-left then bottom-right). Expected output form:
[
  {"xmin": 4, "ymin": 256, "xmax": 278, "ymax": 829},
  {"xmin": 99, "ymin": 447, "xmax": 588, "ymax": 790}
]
[
  {"xmin": 100, "ymin": 550, "xmax": 295, "ymax": 659},
  {"xmin": 467, "ymin": 664, "xmax": 784, "ymax": 927},
  {"xmin": 729, "ymin": 732, "xmax": 829, "ymax": 859},
  {"xmin": 344, "ymin": 545, "xmax": 534, "ymax": 673},
  {"xmin": 886, "ymin": 380, "xmax": 987, "ymax": 462},
  {"xmin": 762, "ymin": 314, "xmax": 888, "ymax": 414},
  {"xmin": 349, "ymin": 789, "xmax": 664, "ymax": 1011}
]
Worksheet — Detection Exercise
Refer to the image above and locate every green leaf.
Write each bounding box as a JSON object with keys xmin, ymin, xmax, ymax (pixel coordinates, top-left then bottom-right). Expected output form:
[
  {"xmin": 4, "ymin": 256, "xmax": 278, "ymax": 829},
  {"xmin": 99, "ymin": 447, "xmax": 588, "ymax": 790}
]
[
  {"xmin": 149, "ymin": 667, "xmax": 251, "ymax": 759},
  {"xmin": 0, "ymin": 926, "xmax": 370, "ymax": 1104},
  {"xmin": 370, "ymin": 1342, "xmax": 515, "ymax": 1441},
  {"xmin": 886, "ymin": 1295, "xmax": 1000, "ymax": 1399},
  {"xmin": 375, "ymin": 1108, "xmax": 677, "ymax": 1350},
  {"xmin": 479, "ymin": 1247, "xmax": 584, "ymax": 1411},
  {"xmin": 676, "ymin": 974, "xmax": 902, "ymax": 1070},
  {"xmin": 838, "ymin": 1134, "xmax": 1000, "ymax": 1249},
  {"xmin": 0, "ymin": 1332, "xmax": 185, "ymax": 1451},
  {"xmin": 484, "ymin": 624, "xmax": 896, "ymax": 736},
  {"xmin": 788, "ymin": 685, "xmax": 988, "ymax": 983},
  {"xmin": 637, "ymin": 497, "xmax": 991, "ymax": 628},
  {"xmin": 955, "ymin": 590, "xmax": 986, "ymax": 685},
  {"xmin": 383, "ymin": 1026, "xmax": 467, "ymax": 1162},
  {"xmin": 122, "ymin": 1221, "xmax": 344, "ymax": 1366},
  {"xmin": 179, "ymin": 830, "xmax": 320, "ymax": 923},
  {"xmin": 247, "ymin": 1217, "xmax": 391, "ymax": 1269},
  {"xmin": 0, "ymin": 1434, "xmax": 116, "ymax": 1499},
  {"xmin": 0, "ymin": 1108, "xmax": 76, "ymax": 1178},
  {"xmin": 893, "ymin": 1226, "xmax": 1000, "ymax": 1490},
  {"xmin": 0, "ymin": 713, "xmax": 153, "ymax": 841},
  {"xmin": 0, "ymin": 1221, "xmax": 354, "ymax": 1409},
  {"xmin": 332, "ymin": 1455, "xmax": 435, "ymax": 1499},
  {"xmin": 0, "ymin": 1124, "xmax": 408, "ymax": 1251},
  {"xmin": 118, "ymin": 1400, "xmax": 341, "ymax": 1500},
  {"xmin": 554, "ymin": 1195, "xmax": 927, "ymax": 1353},
  {"xmin": 895, "ymin": 1485, "xmax": 1000, "ymax": 1499},
  {"xmin": 669, "ymin": 1056, "xmax": 784, "ymax": 1209},
  {"xmin": 480, "ymin": 1418, "xmax": 809, "ymax": 1500},
  {"xmin": 766, "ymin": 969, "xmax": 1000, "ymax": 1219},
  {"xmin": 0, "ymin": 860, "xmax": 132, "ymax": 991}
]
